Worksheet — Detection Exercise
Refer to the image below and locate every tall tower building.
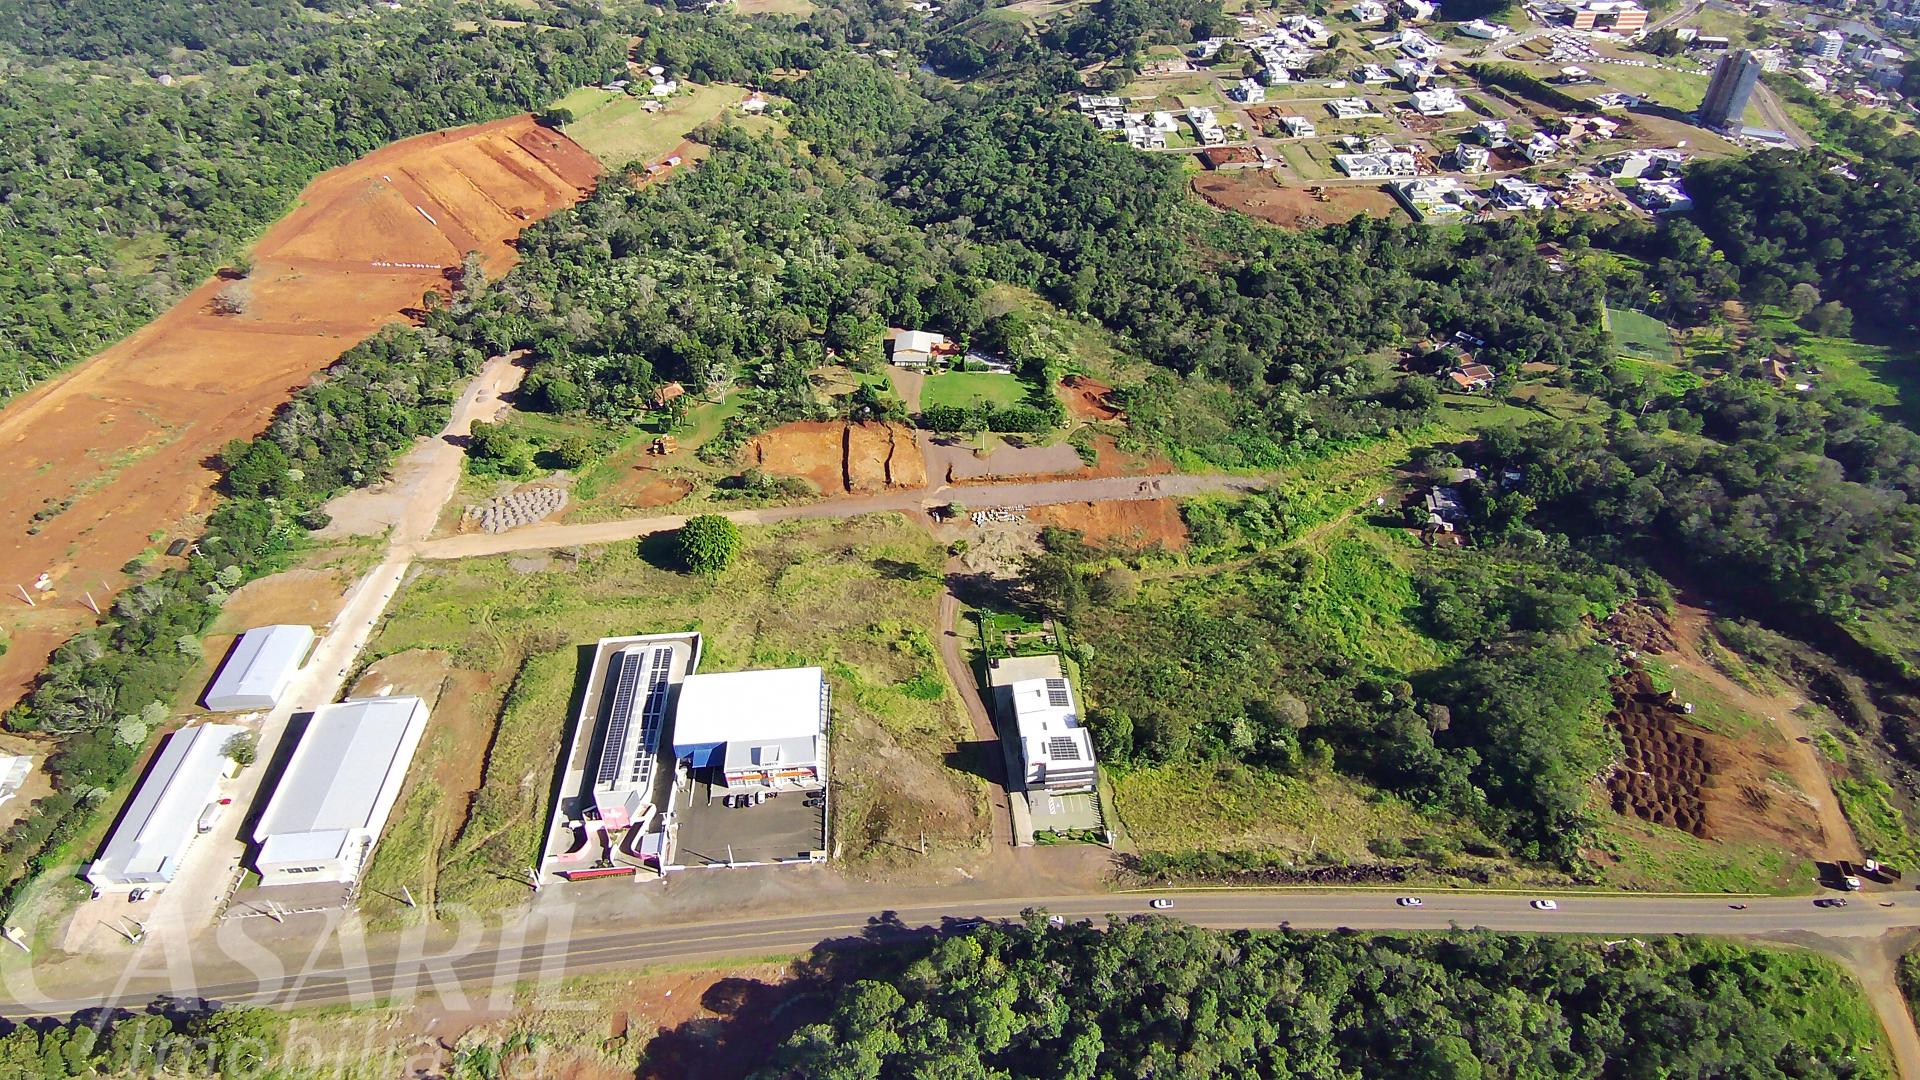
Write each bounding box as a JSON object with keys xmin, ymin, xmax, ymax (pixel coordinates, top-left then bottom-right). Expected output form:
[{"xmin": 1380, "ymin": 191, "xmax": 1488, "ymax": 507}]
[{"xmin": 1699, "ymin": 50, "xmax": 1763, "ymax": 130}]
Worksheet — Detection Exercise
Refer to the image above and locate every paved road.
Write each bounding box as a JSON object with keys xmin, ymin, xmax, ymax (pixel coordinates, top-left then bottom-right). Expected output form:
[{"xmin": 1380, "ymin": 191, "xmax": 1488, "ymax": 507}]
[
  {"xmin": 9, "ymin": 890, "xmax": 1920, "ymax": 1021},
  {"xmin": 413, "ymin": 473, "xmax": 1262, "ymax": 560}
]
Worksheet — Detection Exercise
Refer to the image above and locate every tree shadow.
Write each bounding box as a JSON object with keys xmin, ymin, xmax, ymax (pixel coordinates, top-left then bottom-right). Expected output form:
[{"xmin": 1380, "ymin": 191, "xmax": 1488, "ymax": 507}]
[
  {"xmin": 637, "ymin": 915, "xmax": 945, "ymax": 1079},
  {"xmin": 943, "ymin": 739, "xmax": 1008, "ymax": 787},
  {"xmin": 946, "ymin": 570, "xmax": 1024, "ymax": 613},
  {"xmin": 636, "ymin": 530, "xmax": 685, "ymax": 572}
]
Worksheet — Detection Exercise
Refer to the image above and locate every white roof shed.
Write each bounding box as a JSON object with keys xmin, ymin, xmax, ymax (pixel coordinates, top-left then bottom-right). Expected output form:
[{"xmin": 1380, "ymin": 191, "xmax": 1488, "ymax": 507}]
[
  {"xmin": 204, "ymin": 624, "xmax": 313, "ymax": 712},
  {"xmin": 252, "ymin": 696, "xmax": 427, "ymax": 884},
  {"xmin": 87, "ymin": 723, "xmax": 242, "ymax": 889}
]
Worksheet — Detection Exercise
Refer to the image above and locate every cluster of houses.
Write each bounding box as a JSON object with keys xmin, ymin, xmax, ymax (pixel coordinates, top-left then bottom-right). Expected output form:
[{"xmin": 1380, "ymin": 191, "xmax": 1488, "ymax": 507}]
[
  {"xmin": 1601, "ymin": 148, "xmax": 1693, "ymax": 213},
  {"xmin": 1074, "ymin": 96, "xmax": 1237, "ymax": 150},
  {"xmin": 1196, "ymin": 14, "xmax": 1332, "ymax": 87}
]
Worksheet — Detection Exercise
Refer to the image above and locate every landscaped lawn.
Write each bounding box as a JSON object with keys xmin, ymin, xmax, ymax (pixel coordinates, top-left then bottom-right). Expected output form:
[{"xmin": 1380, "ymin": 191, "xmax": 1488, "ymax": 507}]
[
  {"xmin": 553, "ymin": 83, "xmax": 746, "ymax": 168},
  {"xmin": 921, "ymin": 369, "xmax": 1029, "ymax": 412},
  {"xmin": 1606, "ymin": 305, "xmax": 1678, "ymax": 362}
]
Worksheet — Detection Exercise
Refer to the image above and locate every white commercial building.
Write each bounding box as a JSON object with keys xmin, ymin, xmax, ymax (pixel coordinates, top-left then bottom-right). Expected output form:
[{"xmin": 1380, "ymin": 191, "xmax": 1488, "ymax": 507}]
[
  {"xmin": 672, "ymin": 667, "xmax": 830, "ymax": 789},
  {"xmin": 1459, "ymin": 18, "xmax": 1512, "ymax": 39},
  {"xmin": 251, "ymin": 696, "xmax": 427, "ymax": 886},
  {"xmin": 1006, "ymin": 677, "xmax": 1097, "ymax": 792},
  {"xmin": 87, "ymin": 723, "xmax": 242, "ymax": 891},
  {"xmin": 203, "ymin": 624, "xmax": 313, "ymax": 712}
]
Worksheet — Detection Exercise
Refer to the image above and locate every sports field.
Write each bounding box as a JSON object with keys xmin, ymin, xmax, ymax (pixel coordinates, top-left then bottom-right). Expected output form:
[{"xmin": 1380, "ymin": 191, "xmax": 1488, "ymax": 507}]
[
  {"xmin": 1607, "ymin": 306, "xmax": 1677, "ymax": 362},
  {"xmin": 921, "ymin": 370, "xmax": 1029, "ymax": 411}
]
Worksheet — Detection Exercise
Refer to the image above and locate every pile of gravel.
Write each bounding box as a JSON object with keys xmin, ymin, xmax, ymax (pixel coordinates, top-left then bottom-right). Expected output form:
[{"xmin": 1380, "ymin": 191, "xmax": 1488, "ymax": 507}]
[{"xmin": 465, "ymin": 487, "xmax": 567, "ymax": 533}]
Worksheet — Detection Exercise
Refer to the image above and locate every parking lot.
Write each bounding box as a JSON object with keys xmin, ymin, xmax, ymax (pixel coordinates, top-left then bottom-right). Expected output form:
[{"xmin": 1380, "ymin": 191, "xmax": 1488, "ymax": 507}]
[{"xmin": 675, "ymin": 782, "xmax": 826, "ymax": 866}]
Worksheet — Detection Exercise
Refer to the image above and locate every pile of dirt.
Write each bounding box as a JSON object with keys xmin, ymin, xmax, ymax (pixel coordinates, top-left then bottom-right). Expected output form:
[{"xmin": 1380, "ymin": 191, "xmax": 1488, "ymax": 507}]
[
  {"xmin": 744, "ymin": 421, "xmax": 923, "ymax": 495},
  {"xmin": 1032, "ymin": 499, "xmax": 1188, "ymax": 551},
  {"xmin": 1606, "ymin": 671, "xmax": 1714, "ymax": 837},
  {"xmin": 1060, "ymin": 375, "xmax": 1124, "ymax": 422}
]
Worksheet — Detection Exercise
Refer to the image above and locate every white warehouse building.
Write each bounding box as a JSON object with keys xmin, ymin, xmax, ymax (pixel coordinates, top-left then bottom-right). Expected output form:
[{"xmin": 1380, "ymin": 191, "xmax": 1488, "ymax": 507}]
[
  {"xmin": 87, "ymin": 723, "xmax": 243, "ymax": 891},
  {"xmin": 251, "ymin": 696, "xmax": 428, "ymax": 887},
  {"xmin": 203, "ymin": 624, "xmax": 313, "ymax": 711},
  {"xmin": 672, "ymin": 667, "xmax": 830, "ymax": 789}
]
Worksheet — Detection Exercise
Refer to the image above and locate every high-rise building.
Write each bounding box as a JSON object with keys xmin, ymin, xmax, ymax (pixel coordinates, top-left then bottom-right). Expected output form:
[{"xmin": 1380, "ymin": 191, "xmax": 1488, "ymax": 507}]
[
  {"xmin": 1812, "ymin": 30, "xmax": 1845, "ymax": 61},
  {"xmin": 1700, "ymin": 50, "xmax": 1764, "ymax": 129}
]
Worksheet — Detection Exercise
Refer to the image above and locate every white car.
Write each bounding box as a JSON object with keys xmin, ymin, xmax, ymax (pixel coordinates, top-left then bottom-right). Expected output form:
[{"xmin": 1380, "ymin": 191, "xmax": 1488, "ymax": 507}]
[
  {"xmin": 1150, "ymin": 898, "xmax": 1175, "ymax": 910},
  {"xmin": 1047, "ymin": 914, "xmax": 1066, "ymax": 927},
  {"xmin": 1396, "ymin": 896, "xmax": 1424, "ymax": 907},
  {"xmin": 1531, "ymin": 899, "xmax": 1559, "ymax": 911}
]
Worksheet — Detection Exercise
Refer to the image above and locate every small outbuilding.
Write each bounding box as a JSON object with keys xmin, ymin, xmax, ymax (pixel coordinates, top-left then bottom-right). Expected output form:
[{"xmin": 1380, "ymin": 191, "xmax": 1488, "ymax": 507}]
[{"xmin": 203, "ymin": 624, "xmax": 314, "ymax": 712}]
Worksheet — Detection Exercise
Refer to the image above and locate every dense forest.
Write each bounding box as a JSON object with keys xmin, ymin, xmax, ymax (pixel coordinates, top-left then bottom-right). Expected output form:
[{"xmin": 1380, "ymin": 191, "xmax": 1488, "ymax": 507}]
[
  {"xmin": 0, "ymin": 4, "xmax": 626, "ymax": 400},
  {"xmin": 1687, "ymin": 152, "xmax": 1920, "ymax": 340},
  {"xmin": 770, "ymin": 920, "xmax": 1888, "ymax": 1078}
]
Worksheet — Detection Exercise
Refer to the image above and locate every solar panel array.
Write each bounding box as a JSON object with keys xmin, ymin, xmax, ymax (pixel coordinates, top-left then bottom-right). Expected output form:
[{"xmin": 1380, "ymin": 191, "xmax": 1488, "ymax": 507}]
[
  {"xmin": 1048, "ymin": 736, "xmax": 1081, "ymax": 761},
  {"xmin": 1045, "ymin": 679, "xmax": 1071, "ymax": 708},
  {"xmin": 594, "ymin": 645, "xmax": 674, "ymax": 791}
]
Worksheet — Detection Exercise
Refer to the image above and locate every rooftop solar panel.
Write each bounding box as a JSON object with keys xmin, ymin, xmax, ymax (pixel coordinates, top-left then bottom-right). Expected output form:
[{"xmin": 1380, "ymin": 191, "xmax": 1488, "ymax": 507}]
[
  {"xmin": 1045, "ymin": 679, "xmax": 1071, "ymax": 708},
  {"xmin": 1048, "ymin": 736, "xmax": 1081, "ymax": 761}
]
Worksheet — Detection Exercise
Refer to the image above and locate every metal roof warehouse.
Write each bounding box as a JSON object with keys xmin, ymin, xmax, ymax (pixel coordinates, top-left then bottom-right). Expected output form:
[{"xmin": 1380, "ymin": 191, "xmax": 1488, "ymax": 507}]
[
  {"xmin": 251, "ymin": 696, "xmax": 428, "ymax": 886},
  {"xmin": 87, "ymin": 723, "xmax": 242, "ymax": 891},
  {"xmin": 203, "ymin": 624, "xmax": 314, "ymax": 711}
]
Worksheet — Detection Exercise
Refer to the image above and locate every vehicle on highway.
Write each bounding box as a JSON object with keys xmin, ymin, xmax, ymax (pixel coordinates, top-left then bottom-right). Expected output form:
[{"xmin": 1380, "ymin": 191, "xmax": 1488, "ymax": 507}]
[
  {"xmin": 1047, "ymin": 915, "xmax": 1066, "ymax": 927},
  {"xmin": 1729, "ymin": 903, "xmax": 1747, "ymax": 910},
  {"xmin": 1531, "ymin": 899, "xmax": 1558, "ymax": 911},
  {"xmin": 1150, "ymin": 898, "xmax": 1175, "ymax": 910},
  {"xmin": 1816, "ymin": 897, "xmax": 1848, "ymax": 908},
  {"xmin": 1396, "ymin": 896, "xmax": 1423, "ymax": 907}
]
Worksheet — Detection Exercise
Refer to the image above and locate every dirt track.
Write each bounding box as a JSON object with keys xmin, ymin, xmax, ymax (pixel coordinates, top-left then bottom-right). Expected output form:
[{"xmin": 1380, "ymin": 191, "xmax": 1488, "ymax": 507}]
[{"xmin": 0, "ymin": 117, "xmax": 598, "ymax": 709}]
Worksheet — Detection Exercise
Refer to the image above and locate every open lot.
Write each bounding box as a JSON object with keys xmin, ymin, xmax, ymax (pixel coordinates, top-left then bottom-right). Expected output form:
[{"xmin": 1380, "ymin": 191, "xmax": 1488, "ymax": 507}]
[
  {"xmin": 557, "ymin": 84, "xmax": 747, "ymax": 168},
  {"xmin": 1607, "ymin": 306, "xmax": 1679, "ymax": 362},
  {"xmin": 354, "ymin": 516, "xmax": 985, "ymax": 916},
  {"xmin": 0, "ymin": 116, "xmax": 598, "ymax": 710},
  {"xmin": 1192, "ymin": 172, "xmax": 1407, "ymax": 229}
]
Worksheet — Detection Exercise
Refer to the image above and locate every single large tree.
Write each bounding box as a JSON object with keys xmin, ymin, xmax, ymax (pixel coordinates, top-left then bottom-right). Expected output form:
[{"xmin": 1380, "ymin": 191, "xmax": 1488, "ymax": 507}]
[{"xmin": 678, "ymin": 515, "xmax": 742, "ymax": 576}]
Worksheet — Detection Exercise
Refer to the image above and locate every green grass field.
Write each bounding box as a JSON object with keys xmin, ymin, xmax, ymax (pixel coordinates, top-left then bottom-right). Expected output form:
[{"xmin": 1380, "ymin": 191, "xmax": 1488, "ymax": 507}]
[
  {"xmin": 552, "ymin": 83, "xmax": 746, "ymax": 168},
  {"xmin": 920, "ymin": 370, "xmax": 1029, "ymax": 412},
  {"xmin": 1751, "ymin": 307, "xmax": 1920, "ymax": 428},
  {"xmin": 355, "ymin": 516, "xmax": 985, "ymax": 918},
  {"xmin": 1607, "ymin": 306, "xmax": 1678, "ymax": 362}
]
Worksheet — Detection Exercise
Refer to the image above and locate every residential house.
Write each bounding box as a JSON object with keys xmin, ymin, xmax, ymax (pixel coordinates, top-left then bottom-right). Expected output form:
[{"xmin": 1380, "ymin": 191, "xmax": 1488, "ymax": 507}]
[
  {"xmin": 1278, "ymin": 115, "xmax": 1318, "ymax": 137},
  {"xmin": 1410, "ymin": 87, "xmax": 1469, "ymax": 115},
  {"xmin": 1491, "ymin": 176, "xmax": 1555, "ymax": 209},
  {"xmin": 1522, "ymin": 131, "xmax": 1561, "ymax": 162},
  {"xmin": 1393, "ymin": 176, "xmax": 1484, "ymax": 220},
  {"xmin": 1335, "ymin": 151, "xmax": 1419, "ymax": 177},
  {"xmin": 1451, "ymin": 142, "xmax": 1491, "ymax": 172},
  {"xmin": 889, "ymin": 329, "xmax": 950, "ymax": 368}
]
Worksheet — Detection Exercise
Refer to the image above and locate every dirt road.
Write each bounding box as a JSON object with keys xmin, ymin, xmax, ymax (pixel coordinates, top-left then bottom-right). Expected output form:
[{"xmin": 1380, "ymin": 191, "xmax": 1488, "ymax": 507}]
[
  {"xmin": 413, "ymin": 473, "xmax": 1260, "ymax": 560},
  {"xmin": 935, "ymin": 570, "xmax": 1018, "ymax": 849}
]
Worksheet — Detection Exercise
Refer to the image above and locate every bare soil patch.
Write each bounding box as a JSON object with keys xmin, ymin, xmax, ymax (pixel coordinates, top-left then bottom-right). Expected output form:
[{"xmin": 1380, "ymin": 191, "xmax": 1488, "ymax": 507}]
[
  {"xmin": 1060, "ymin": 374, "xmax": 1123, "ymax": 422},
  {"xmin": 744, "ymin": 421, "xmax": 923, "ymax": 494},
  {"xmin": 1032, "ymin": 498, "xmax": 1188, "ymax": 551},
  {"xmin": 609, "ymin": 469, "xmax": 696, "ymax": 509},
  {"xmin": 0, "ymin": 116, "xmax": 598, "ymax": 693},
  {"xmin": 1191, "ymin": 172, "xmax": 1406, "ymax": 229},
  {"xmin": 1604, "ymin": 662, "xmax": 1835, "ymax": 858},
  {"xmin": 636, "ymin": 963, "xmax": 824, "ymax": 1080},
  {"xmin": 349, "ymin": 648, "xmax": 499, "ymax": 836}
]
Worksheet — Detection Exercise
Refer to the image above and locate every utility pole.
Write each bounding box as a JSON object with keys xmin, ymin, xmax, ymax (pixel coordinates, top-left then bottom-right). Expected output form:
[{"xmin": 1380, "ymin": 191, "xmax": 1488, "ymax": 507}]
[
  {"xmin": 3, "ymin": 926, "xmax": 29, "ymax": 953},
  {"xmin": 82, "ymin": 590, "xmax": 100, "ymax": 615},
  {"xmin": 525, "ymin": 868, "xmax": 542, "ymax": 892},
  {"xmin": 14, "ymin": 584, "xmax": 33, "ymax": 608},
  {"xmin": 726, "ymin": 844, "xmax": 735, "ymax": 868},
  {"xmin": 400, "ymin": 885, "xmax": 416, "ymax": 908}
]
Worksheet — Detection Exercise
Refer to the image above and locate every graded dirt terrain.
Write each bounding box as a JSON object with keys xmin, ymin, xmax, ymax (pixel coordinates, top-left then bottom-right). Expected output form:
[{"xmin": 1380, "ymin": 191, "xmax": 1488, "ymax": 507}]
[
  {"xmin": 743, "ymin": 421, "xmax": 925, "ymax": 494},
  {"xmin": 0, "ymin": 116, "xmax": 598, "ymax": 709},
  {"xmin": 1032, "ymin": 498, "xmax": 1189, "ymax": 551},
  {"xmin": 1192, "ymin": 172, "xmax": 1406, "ymax": 229},
  {"xmin": 1060, "ymin": 374, "xmax": 1124, "ymax": 422}
]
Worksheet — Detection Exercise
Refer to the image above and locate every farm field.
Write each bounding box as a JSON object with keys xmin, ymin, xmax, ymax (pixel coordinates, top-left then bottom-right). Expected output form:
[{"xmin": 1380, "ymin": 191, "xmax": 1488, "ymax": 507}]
[
  {"xmin": 557, "ymin": 84, "xmax": 747, "ymax": 167},
  {"xmin": 0, "ymin": 115, "xmax": 599, "ymax": 711},
  {"xmin": 1607, "ymin": 305, "xmax": 1678, "ymax": 362},
  {"xmin": 354, "ymin": 515, "xmax": 986, "ymax": 917}
]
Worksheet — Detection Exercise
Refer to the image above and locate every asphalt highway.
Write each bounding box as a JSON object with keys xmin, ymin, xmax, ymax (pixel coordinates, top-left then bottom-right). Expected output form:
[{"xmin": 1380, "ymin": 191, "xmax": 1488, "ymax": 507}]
[{"xmin": 7, "ymin": 889, "xmax": 1918, "ymax": 1019}]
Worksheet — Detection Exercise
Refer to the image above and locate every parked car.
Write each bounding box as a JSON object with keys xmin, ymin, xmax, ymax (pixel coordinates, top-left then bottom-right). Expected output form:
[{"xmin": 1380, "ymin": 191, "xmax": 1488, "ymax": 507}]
[
  {"xmin": 1530, "ymin": 899, "xmax": 1558, "ymax": 911},
  {"xmin": 1396, "ymin": 897, "xmax": 1424, "ymax": 907}
]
